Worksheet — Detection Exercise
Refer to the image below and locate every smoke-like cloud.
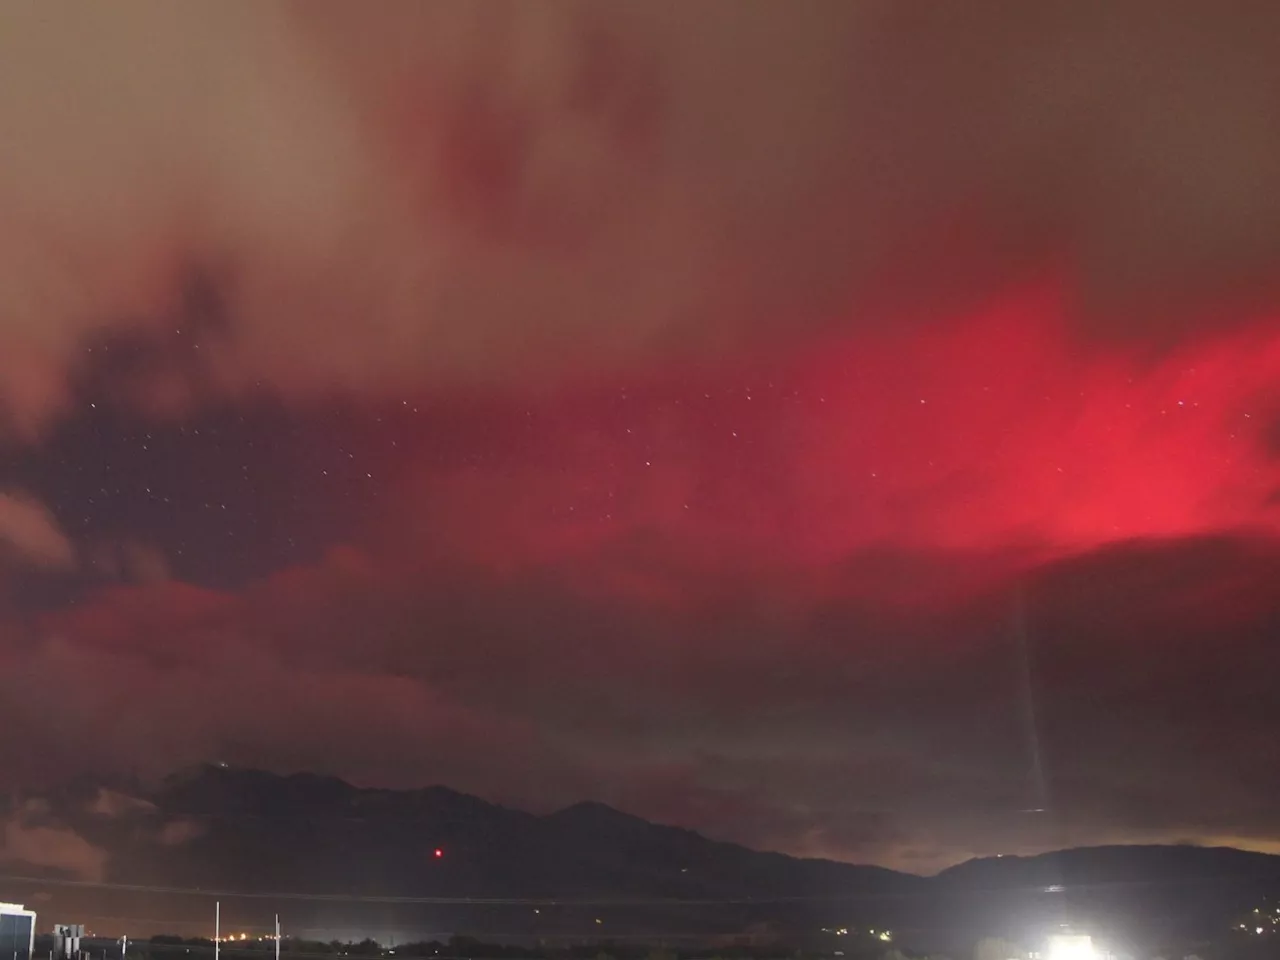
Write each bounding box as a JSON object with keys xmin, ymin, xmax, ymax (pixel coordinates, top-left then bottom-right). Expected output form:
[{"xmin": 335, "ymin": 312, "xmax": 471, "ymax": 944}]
[
  {"xmin": 4, "ymin": 2, "xmax": 1280, "ymax": 431},
  {"xmin": 0, "ymin": 492, "xmax": 73, "ymax": 569},
  {"xmin": 86, "ymin": 789, "xmax": 157, "ymax": 820},
  {"xmin": 0, "ymin": 804, "xmax": 107, "ymax": 883}
]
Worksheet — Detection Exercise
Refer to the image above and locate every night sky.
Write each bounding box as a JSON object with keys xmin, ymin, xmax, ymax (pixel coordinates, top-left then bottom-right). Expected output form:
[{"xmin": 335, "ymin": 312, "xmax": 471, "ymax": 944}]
[{"xmin": 5, "ymin": 1, "xmax": 1280, "ymax": 877}]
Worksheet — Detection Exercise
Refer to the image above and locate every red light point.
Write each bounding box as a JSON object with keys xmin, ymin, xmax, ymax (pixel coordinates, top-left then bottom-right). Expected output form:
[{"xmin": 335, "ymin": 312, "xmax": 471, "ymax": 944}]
[{"xmin": 434, "ymin": 847, "xmax": 444, "ymax": 858}]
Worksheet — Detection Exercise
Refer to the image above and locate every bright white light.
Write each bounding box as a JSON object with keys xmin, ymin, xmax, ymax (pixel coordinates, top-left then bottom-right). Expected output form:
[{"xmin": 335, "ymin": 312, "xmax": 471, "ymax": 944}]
[{"xmin": 1047, "ymin": 934, "xmax": 1097, "ymax": 960}]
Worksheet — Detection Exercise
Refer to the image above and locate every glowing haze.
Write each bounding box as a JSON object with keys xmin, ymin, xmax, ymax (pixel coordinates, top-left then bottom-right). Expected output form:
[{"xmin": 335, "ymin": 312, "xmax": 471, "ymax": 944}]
[{"xmin": 3, "ymin": 1, "xmax": 1280, "ymax": 876}]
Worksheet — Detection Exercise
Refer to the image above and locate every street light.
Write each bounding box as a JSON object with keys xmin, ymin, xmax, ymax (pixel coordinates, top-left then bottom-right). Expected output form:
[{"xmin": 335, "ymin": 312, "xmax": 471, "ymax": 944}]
[{"xmin": 1047, "ymin": 934, "xmax": 1098, "ymax": 960}]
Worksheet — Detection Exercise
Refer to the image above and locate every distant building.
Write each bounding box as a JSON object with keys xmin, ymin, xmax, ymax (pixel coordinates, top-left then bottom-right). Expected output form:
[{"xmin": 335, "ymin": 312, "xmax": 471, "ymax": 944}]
[
  {"xmin": 54, "ymin": 924, "xmax": 86, "ymax": 960},
  {"xmin": 0, "ymin": 903, "xmax": 36, "ymax": 960}
]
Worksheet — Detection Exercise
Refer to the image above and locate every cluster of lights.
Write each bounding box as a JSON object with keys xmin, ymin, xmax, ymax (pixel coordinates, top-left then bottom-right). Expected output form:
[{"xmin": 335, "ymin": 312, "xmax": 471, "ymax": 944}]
[
  {"xmin": 820, "ymin": 927, "xmax": 892, "ymax": 942},
  {"xmin": 1236, "ymin": 904, "xmax": 1280, "ymax": 936}
]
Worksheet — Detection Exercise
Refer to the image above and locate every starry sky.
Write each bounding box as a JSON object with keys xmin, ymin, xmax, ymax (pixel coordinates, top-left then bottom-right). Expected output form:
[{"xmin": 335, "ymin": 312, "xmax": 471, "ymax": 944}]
[{"xmin": 5, "ymin": 1, "xmax": 1280, "ymax": 876}]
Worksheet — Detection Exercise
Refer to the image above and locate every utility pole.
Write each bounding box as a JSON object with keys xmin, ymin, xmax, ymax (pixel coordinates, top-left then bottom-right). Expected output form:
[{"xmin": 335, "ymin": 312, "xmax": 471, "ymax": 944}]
[
  {"xmin": 274, "ymin": 916, "xmax": 280, "ymax": 960},
  {"xmin": 214, "ymin": 903, "xmax": 220, "ymax": 960}
]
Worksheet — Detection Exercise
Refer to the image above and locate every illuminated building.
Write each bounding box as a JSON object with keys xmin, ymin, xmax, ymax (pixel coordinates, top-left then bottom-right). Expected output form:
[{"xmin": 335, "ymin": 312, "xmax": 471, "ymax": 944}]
[
  {"xmin": 54, "ymin": 924, "xmax": 86, "ymax": 960},
  {"xmin": 0, "ymin": 903, "xmax": 36, "ymax": 960}
]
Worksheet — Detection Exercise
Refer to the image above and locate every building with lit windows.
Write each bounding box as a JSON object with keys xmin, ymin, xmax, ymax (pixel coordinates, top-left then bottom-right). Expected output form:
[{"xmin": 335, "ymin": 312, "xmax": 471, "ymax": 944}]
[{"xmin": 0, "ymin": 903, "xmax": 36, "ymax": 960}]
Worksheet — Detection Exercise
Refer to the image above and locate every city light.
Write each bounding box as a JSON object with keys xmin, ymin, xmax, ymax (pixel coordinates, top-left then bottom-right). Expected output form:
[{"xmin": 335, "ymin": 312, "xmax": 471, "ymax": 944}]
[
  {"xmin": 1234, "ymin": 901, "xmax": 1280, "ymax": 936},
  {"xmin": 1047, "ymin": 934, "xmax": 1098, "ymax": 960}
]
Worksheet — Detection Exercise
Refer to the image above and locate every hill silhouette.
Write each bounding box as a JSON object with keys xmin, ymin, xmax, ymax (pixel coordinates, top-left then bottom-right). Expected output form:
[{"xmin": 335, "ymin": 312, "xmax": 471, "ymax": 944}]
[{"xmin": 1, "ymin": 766, "xmax": 1276, "ymax": 953}]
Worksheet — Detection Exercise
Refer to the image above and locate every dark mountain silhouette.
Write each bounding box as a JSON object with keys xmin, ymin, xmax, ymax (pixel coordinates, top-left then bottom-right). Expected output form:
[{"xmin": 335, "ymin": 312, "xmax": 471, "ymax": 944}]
[
  {"xmin": 929, "ymin": 845, "xmax": 1280, "ymax": 953},
  {"xmin": 936, "ymin": 844, "xmax": 1280, "ymax": 891},
  {"xmin": 2, "ymin": 766, "xmax": 1278, "ymax": 954}
]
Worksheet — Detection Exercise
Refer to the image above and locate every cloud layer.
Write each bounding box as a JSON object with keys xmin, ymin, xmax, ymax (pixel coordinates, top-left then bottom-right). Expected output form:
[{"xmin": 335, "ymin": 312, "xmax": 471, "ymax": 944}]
[
  {"xmin": 0, "ymin": 492, "xmax": 73, "ymax": 569},
  {"xmin": 5, "ymin": 3, "xmax": 1280, "ymax": 430},
  {"xmin": 5, "ymin": 2, "xmax": 1280, "ymax": 875},
  {"xmin": 7, "ymin": 529, "xmax": 1280, "ymax": 873}
]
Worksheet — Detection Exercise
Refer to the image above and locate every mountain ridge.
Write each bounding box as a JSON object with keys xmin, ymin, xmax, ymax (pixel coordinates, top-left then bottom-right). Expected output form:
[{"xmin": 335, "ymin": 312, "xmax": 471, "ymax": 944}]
[{"xmin": 3, "ymin": 765, "xmax": 1278, "ymax": 952}]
